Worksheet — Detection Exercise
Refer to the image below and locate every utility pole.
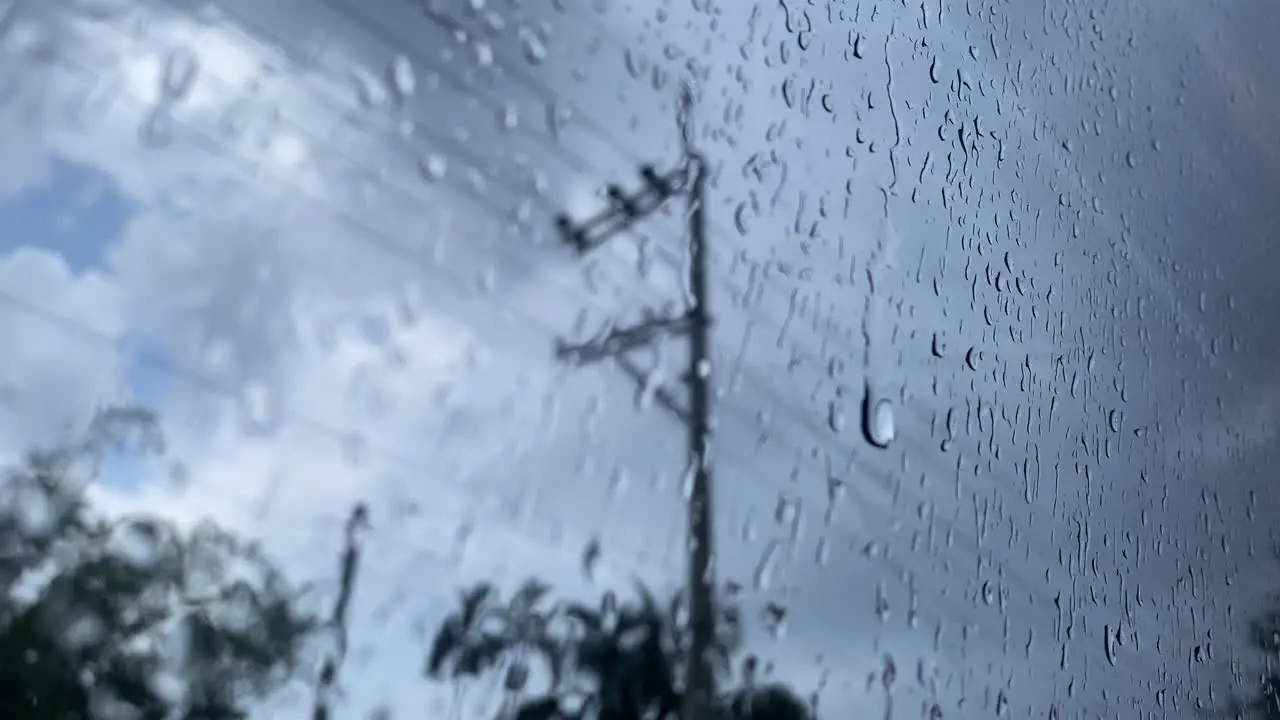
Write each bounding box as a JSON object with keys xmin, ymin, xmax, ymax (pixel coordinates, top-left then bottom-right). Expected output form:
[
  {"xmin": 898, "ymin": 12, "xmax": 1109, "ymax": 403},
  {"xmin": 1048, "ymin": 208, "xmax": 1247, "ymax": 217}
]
[
  {"xmin": 680, "ymin": 147, "xmax": 717, "ymax": 720},
  {"xmin": 553, "ymin": 90, "xmax": 718, "ymax": 720}
]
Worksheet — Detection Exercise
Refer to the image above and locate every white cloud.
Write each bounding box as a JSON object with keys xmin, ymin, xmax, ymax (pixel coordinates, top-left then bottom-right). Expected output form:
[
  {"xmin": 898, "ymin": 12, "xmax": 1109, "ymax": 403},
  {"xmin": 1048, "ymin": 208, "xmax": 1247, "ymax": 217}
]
[
  {"xmin": 3, "ymin": 0, "xmax": 695, "ymax": 630},
  {"xmin": 0, "ymin": 247, "xmax": 128, "ymax": 454}
]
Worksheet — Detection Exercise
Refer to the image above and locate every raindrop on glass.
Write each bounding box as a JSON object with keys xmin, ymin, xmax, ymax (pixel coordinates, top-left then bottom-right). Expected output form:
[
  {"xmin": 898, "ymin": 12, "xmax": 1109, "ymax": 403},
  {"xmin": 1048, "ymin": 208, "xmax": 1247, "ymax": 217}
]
[
  {"xmin": 931, "ymin": 332, "xmax": 946, "ymax": 357},
  {"xmin": 162, "ymin": 48, "xmax": 199, "ymax": 101},
  {"xmin": 862, "ymin": 384, "xmax": 895, "ymax": 448},
  {"xmin": 419, "ymin": 154, "xmax": 447, "ymax": 182},
  {"xmin": 519, "ymin": 26, "xmax": 547, "ymax": 64},
  {"xmin": 389, "ymin": 54, "xmax": 416, "ymax": 99}
]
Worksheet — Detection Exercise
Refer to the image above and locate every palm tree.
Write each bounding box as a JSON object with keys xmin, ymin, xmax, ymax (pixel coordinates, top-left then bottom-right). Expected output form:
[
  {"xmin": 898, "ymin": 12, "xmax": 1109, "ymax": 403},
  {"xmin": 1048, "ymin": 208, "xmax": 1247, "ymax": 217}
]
[
  {"xmin": 427, "ymin": 580, "xmax": 813, "ymax": 720},
  {"xmin": 426, "ymin": 578, "xmax": 567, "ymax": 699}
]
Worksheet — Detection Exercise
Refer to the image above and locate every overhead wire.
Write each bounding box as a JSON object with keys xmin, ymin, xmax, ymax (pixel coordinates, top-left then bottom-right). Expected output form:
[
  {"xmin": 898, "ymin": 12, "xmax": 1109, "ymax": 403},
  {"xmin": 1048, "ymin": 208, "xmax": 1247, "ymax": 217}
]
[
  {"xmin": 202, "ymin": 0, "xmax": 1102, "ymax": 584},
  {"xmin": 35, "ymin": 3, "xmax": 1101, "ymax": 633},
  {"xmin": 10, "ymin": 4, "xmax": 1198, "ymax": 693}
]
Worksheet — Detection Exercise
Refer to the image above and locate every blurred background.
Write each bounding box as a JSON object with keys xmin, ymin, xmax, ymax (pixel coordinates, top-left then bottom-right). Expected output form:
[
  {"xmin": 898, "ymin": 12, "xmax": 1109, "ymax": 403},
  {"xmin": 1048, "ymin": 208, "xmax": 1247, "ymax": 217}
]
[{"xmin": 0, "ymin": 0, "xmax": 1278, "ymax": 717}]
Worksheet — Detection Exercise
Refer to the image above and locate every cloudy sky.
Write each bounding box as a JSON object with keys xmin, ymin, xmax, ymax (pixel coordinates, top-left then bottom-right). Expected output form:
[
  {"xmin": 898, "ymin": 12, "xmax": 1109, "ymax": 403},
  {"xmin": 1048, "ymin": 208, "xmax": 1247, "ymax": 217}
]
[{"xmin": 1, "ymin": 0, "xmax": 1278, "ymax": 717}]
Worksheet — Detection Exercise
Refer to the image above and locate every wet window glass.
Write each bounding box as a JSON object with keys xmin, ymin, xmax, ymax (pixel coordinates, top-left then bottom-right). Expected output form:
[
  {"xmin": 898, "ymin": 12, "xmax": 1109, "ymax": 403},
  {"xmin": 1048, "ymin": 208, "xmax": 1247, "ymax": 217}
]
[{"xmin": 1, "ymin": 0, "xmax": 1278, "ymax": 717}]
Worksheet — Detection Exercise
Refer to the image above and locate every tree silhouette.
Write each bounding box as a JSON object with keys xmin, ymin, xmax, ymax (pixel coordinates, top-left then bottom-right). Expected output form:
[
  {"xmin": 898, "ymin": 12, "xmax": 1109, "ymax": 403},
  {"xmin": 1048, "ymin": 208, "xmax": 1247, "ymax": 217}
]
[
  {"xmin": 427, "ymin": 580, "xmax": 813, "ymax": 720},
  {"xmin": 1201, "ymin": 575, "xmax": 1280, "ymax": 718},
  {"xmin": 1238, "ymin": 606, "xmax": 1280, "ymax": 719},
  {"xmin": 0, "ymin": 409, "xmax": 319, "ymax": 719}
]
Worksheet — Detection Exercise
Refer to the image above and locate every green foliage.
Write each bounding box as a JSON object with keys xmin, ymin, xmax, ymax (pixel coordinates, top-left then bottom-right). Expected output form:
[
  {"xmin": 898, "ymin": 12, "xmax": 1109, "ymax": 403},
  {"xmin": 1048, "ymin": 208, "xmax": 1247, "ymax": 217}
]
[
  {"xmin": 0, "ymin": 408, "xmax": 812, "ymax": 719},
  {"xmin": 0, "ymin": 415, "xmax": 319, "ymax": 719},
  {"xmin": 427, "ymin": 579, "xmax": 813, "ymax": 720}
]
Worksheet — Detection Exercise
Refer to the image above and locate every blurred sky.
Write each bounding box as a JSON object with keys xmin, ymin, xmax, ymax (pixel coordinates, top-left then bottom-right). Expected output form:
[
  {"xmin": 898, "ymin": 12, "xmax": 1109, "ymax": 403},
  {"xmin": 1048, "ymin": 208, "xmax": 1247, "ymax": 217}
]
[{"xmin": 0, "ymin": 0, "xmax": 1278, "ymax": 718}]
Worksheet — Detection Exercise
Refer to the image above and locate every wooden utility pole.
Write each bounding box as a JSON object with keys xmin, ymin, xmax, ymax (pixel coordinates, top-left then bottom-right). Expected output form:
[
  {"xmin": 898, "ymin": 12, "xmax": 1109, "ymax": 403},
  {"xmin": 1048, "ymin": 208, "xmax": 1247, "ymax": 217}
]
[
  {"xmin": 680, "ymin": 148, "xmax": 717, "ymax": 720},
  {"xmin": 554, "ymin": 90, "xmax": 718, "ymax": 720}
]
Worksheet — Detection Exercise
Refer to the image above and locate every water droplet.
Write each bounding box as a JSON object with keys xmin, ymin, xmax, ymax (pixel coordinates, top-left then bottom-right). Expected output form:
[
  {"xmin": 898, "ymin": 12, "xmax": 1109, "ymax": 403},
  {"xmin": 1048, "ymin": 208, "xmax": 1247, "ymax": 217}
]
[
  {"xmin": 389, "ymin": 54, "xmax": 415, "ymax": 99},
  {"xmin": 140, "ymin": 107, "xmax": 175, "ymax": 146},
  {"xmin": 753, "ymin": 540, "xmax": 781, "ymax": 590},
  {"xmin": 982, "ymin": 580, "xmax": 995, "ymax": 605},
  {"xmin": 931, "ymin": 332, "xmax": 947, "ymax": 357},
  {"xmin": 1104, "ymin": 623, "xmax": 1118, "ymax": 666},
  {"xmin": 519, "ymin": 26, "xmax": 547, "ymax": 64},
  {"xmin": 762, "ymin": 602, "xmax": 789, "ymax": 639},
  {"xmin": 353, "ymin": 67, "xmax": 388, "ymax": 107},
  {"xmin": 237, "ymin": 381, "xmax": 278, "ymax": 431},
  {"xmin": 419, "ymin": 154, "xmax": 447, "ymax": 182},
  {"xmin": 875, "ymin": 581, "xmax": 890, "ymax": 622},
  {"xmin": 162, "ymin": 48, "xmax": 199, "ymax": 100},
  {"xmin": 862, "ymin": 385, "xmax": 895, "ymax": 448},
  {"xmin": 881, "ymin": 654, "xmax": 897, "ymax": 690},
  {"xmin": 582, "ymin": 537, "xmax": 600, "ymax": 580},
  {"xmin": 499, "ymin": 103, "xmax": 519, "ymax": 130},
  {"xmin": 828, "ymin": 398, "xmax": 846, "ymax": 432},
  {"xmin": 695, "ymin": 358, "xmax": 711, "ymax": 378},
  {"xmin": 733, "ymin": 201, "xmax": 751, "ymax": 236}
]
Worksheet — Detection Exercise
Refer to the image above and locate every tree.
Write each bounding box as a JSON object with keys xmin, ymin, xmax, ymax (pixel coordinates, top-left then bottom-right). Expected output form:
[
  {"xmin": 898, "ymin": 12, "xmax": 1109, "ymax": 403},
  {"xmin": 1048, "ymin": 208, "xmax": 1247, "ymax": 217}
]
[
  {"xmin": 1201, "ymin": 571, "xmax": 1280, "ymax": 719},
  {"xmin": 426, "ymin": 579, "xmax": 814, "ymax": 720},
  {"xmin": 0, "ymin": 406, "xmax": 812, "ymax": 719},
  {"xmin": 1237, "ymin": 608, "xmax": 1280, "ymax": 719},
  {"xmin": 0, "ymin": 408, "xmax": 319, "ymax": 719}
]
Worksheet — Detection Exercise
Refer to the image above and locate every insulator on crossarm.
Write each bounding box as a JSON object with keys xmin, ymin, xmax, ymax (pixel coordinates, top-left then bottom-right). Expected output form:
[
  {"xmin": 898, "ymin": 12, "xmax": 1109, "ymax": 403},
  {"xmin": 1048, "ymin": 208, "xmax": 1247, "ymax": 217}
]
[
  {"xmin": 640, "ymin": 164, "xmax": 671, "ymax": 197},
  {"xmin": 606, "ymin": 184, "xmax": 639, "ymax": 218},
  {"xmin": 555, "ymin": 214, "xmax": 589, "ymax": 252}
]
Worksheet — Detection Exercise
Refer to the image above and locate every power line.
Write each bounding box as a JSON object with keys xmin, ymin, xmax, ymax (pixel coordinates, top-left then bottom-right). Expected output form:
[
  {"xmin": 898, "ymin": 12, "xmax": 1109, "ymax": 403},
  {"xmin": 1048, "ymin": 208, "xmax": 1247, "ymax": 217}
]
[
  {"xmin": 214, "ymin": 0, "xmax": 821, "ymax": 369},
  {"xmin": 18, "ymin": 10, "xmax": 1101, "ymax": 635},
  {"xmin": 0, "ymin": 283, "xmax": 695, "ymax": 589},
  {"xmin": 15, "ymin": 9, "xmax": 1203, "ymax": 707},
  {"xmin": 0, "ymin": 281, "xmax": 1183, "ymax": 702},
  {"xmin": 165, "ymin": 4, "xmax": 1093, "ymax": 581}
]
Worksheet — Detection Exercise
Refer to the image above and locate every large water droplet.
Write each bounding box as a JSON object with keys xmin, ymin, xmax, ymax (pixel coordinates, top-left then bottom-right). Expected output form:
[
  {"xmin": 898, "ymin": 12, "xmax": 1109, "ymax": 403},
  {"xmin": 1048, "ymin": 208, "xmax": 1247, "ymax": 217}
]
[
  {"xmin": 931, "ymin": 332, "xmax": 947, "ymax": 357},
  {"xmin": 519, "ymin": 26, "xmax": 547, "ymax": 64},
  {"xmin": 965, "ymin": 346, "xmax": 981, "ymax": 371},
  {"xmin": 862, "ymin": 384, "xmax": 895, "ymax": 448},
  {"xmin": 389, "ymin": 54, "xmax": 416, "ymax": 99},
  {"xmin": 1104, "ymin": 624, "xmax": 1118, "ymax": 666}
]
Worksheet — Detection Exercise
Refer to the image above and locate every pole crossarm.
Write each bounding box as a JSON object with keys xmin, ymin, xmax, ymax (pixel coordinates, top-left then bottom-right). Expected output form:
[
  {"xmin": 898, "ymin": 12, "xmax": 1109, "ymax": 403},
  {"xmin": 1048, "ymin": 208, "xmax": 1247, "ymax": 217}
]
[
  {"xmin": 554, "ymin": 164, "xmax": 689, "ymax": 255},
  {"xmin": 554, "ymin": 312, "xmax": 693, "ymax": 366}
]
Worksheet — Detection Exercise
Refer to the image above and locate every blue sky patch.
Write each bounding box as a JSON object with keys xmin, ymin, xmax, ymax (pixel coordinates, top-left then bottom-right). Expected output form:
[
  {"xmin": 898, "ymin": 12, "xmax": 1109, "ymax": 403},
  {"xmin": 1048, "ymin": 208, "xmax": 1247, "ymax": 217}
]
[{"xmin": 0, "ymin": 154, "xmax": 169, "ymax": 492}]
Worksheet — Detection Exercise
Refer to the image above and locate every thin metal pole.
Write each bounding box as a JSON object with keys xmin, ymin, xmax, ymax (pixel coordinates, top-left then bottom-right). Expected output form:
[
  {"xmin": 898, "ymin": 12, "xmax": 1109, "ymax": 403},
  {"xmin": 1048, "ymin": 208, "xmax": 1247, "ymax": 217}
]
[{"xmin": 682, "ymin": 152, "xmax": 717, "ymax": 720}]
